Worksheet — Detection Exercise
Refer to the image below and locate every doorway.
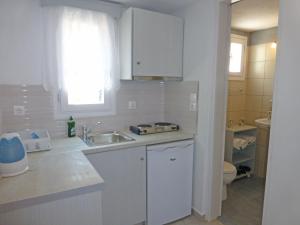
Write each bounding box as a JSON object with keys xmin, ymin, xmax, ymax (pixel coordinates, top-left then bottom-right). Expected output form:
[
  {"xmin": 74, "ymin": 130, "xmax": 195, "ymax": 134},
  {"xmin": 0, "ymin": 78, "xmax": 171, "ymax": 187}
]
[{"xmin": 220, "ymin": 0, "xmax": 279, "ymax": 225}]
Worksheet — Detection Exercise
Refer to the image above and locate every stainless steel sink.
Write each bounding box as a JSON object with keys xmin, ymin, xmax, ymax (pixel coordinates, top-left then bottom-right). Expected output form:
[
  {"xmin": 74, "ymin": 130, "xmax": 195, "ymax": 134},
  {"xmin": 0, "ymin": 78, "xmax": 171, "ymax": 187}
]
[{"xmin": 83, "ymin": 131, "xmax": 135, "ymax": 147}]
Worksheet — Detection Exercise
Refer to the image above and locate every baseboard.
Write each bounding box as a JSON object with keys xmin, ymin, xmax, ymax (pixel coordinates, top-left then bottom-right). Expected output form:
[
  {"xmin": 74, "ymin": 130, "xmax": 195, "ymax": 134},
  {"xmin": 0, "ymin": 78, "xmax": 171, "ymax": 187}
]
[
  {"xmin": 134, "ymin": 222, "xmax": 145, "ymax": 225},
  {"xmin": 192, "ymin": 208, "xmax": 222, "ymax": 223},
  {"xmin": 192, "ymin": 208, "xmax": 206, "ymax": 221}
]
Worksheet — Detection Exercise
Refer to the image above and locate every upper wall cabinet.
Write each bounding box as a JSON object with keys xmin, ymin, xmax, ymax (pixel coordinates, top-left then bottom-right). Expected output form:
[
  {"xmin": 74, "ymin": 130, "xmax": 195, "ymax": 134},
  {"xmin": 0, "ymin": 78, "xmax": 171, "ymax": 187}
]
[{"xmin": 120, "ymin": 8, "xmax": 184, "ymax": 81}]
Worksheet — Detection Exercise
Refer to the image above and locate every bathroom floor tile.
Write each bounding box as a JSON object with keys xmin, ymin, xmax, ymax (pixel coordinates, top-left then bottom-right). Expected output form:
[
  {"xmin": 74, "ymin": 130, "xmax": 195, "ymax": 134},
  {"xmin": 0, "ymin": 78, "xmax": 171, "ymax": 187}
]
[{"xmin": 220, "ymin": 177, "xmax": 265, "ymax": 225}]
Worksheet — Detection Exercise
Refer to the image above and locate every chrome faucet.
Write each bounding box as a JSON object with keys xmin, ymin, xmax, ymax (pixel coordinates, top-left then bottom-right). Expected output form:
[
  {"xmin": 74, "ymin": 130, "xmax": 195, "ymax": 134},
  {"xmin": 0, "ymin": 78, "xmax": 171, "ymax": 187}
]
[
  {"xmin": 82, "ymin": 122, "xmax": 102, "ymax": 143},
  {"xmin": 82, "ymin": 125, "xmax": 89, "ymax": 143}
]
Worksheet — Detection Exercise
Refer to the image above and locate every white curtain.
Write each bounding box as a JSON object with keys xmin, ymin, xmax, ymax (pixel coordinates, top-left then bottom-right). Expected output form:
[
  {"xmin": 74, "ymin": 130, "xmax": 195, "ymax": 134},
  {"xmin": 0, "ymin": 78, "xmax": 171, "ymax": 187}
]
[{"xmin": 42, "ymin": 6, "xmax": 120, "ymax": 94}]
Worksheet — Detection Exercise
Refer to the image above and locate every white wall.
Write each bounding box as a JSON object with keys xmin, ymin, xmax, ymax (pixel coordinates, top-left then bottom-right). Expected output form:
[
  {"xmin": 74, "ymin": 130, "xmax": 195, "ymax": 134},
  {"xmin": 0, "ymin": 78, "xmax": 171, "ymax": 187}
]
[
  {"xmin": 262, "ymin": 1, "xmax": 300, "ymax": 224},
  {"xmin": 250, "ymin": 27, "xmax": 278, "ymax": 46},
  {"xmin": 174, "ymin": 0, "xmax": 231, "ymax": 220},
  {"xmin": 0, "ymin": 0, "xmax": 44, "ymax": 85}
]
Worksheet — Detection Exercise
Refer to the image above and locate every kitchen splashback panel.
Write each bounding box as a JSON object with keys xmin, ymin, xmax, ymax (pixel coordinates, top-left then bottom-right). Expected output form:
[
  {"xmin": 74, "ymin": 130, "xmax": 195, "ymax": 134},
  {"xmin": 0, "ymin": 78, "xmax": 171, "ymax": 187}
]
[
  {"xmin": 0, "ymin": 81, "xmax": 198, "ymax": 137},
  {"xmin": 0, "ymin": 82, "xmax": 164, "ymax": 138}
]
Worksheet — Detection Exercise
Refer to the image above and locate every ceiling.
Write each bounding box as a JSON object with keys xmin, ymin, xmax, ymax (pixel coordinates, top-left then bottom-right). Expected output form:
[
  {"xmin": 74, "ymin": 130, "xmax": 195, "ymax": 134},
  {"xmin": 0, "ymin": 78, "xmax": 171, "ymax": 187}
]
[
  {"xmin": 107, "ymin": 0, "xmax": 279, "ymax": 32},
  {"xmin": 231, "ymin": 0, "xmax": 279, "ymax": 32},
  {"xmin": 108, "ymin": 0, "xmax": 200, "ymax": 14}
]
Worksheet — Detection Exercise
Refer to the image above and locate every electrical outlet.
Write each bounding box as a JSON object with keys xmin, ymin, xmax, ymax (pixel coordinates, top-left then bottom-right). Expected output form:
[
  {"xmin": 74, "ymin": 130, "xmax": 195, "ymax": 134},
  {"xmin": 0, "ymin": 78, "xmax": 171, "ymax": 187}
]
[
  {"xmin": 190, "ymin": 93, "xmax": 197, "ymax": 103},
  {"xmin": 128, "ymin": 101, "xmax": 137, "ymax": 110},
  {"xmin": 189, "ymin": 93, "xmax": 197, "ymax": 112},
  {"xmin": 13, "ymin": 105, "xmax": 25, "ymax": 116},
  {"xmin": 189, "ymin": 103, "xmax": 197, "ymax": 112}
]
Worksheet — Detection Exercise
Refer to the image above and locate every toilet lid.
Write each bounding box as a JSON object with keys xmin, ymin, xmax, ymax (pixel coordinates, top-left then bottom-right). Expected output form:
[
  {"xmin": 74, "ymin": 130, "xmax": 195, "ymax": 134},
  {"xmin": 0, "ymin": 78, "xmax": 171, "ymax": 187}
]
[{"xmin": 224, "ymin": 161, "xmax": 236, "ymax": 174}]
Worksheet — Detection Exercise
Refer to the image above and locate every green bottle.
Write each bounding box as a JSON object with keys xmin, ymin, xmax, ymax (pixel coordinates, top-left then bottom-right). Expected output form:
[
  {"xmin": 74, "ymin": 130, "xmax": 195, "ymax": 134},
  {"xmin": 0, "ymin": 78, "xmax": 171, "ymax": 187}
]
[{"xmin": 67, "ymin": 116, "xmax": 76, "ymax": 137}]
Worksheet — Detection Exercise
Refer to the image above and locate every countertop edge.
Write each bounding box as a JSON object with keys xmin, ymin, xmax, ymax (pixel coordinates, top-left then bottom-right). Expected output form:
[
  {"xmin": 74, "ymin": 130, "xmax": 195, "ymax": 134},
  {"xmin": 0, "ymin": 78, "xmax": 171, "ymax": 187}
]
[{"xmin": 0, "ymin": 182, "xmax": 103, "ymax": 213}]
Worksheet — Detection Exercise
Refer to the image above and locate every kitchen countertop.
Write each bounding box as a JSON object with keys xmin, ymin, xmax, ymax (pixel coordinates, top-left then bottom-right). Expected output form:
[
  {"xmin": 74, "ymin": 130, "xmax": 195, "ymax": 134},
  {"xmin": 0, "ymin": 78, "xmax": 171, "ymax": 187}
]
[
  {"xmin": 0, "ymin": 131, "xmax": 193, "ymax": 211},
  {"xmin": 0, "ymin": 138, "xmax": 103, "ymax": 212}
]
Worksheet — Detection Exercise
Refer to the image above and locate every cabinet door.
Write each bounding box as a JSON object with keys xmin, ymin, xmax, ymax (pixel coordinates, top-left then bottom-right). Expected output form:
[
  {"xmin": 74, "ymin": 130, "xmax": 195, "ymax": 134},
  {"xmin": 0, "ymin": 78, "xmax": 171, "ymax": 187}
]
[
  {"xmin": 133, "ymin": 8, "xmax": 183, "ymax": 78},
  {"xmin": 86, "ymin": 146, "xmax": 146, "ymax": 225},
  {"xmin": 147, "ymin": 140, "xmax": 194, "ymax": 225}
]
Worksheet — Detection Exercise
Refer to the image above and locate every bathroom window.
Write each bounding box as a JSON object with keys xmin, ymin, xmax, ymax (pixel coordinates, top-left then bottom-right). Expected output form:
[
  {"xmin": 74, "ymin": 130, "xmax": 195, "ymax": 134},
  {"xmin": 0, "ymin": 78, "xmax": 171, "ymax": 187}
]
[
  {"xmin": 44, "ymin": 6, "xmax": 119, "ymax": 118},
  {"xmin": 229, "ymin": 34, "xmax": 248, "ymax": 80}
]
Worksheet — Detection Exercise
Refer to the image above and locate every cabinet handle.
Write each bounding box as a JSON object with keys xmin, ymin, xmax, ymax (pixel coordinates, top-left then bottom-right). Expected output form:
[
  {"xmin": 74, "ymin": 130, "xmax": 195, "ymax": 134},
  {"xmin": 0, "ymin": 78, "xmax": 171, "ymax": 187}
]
[
  {"xmin": 170, "ymin": 157, "xmax": 176, "ymax": 161},
  {"xmin": 183, "ymin": 144, "xmax": 193, "ymax": 148},
  {"xmin": 137, "ymin": 61, "xmax": 141, "ymax": 65},
  {"xmin": 140, "ymin": 157, "xmax": 145, "ymax": 161}
]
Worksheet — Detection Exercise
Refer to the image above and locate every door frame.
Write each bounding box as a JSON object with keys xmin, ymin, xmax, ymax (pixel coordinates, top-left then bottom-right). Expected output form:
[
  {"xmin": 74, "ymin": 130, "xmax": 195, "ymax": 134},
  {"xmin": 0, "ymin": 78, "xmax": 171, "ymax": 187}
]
[{"xmin": 203, "ymin": 0, "xmax": 232, "ymax": 221}]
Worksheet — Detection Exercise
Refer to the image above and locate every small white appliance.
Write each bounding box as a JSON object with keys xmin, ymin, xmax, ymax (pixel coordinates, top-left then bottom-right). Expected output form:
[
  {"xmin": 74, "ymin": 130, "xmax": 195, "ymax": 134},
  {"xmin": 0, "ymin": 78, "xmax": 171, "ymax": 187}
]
[
  {"xmin": 0, "ymin": 133, "xmax": 29, "ymax": 177},
  {"xmin": 147, "ymin": 140, "xmax": 194, "ymax": 225}
]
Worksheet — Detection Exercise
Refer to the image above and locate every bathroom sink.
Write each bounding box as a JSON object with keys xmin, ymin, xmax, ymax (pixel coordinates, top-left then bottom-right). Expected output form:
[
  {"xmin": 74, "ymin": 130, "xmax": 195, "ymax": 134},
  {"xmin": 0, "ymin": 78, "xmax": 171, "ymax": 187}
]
[
  {"xmin": 255, "ymin": 118, "xmax": 271, "ymax": 128},
  {"xmin": 83, "ymin": 131, "xmax": 135, "ymax": 147}
]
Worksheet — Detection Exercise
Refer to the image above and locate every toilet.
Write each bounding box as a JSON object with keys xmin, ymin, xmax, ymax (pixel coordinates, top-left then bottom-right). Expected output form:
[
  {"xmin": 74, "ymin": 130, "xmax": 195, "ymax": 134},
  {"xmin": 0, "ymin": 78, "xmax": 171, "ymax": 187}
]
[{"xmin": 223, "ymin": 161, "xmax": 237, "ymax": 200}]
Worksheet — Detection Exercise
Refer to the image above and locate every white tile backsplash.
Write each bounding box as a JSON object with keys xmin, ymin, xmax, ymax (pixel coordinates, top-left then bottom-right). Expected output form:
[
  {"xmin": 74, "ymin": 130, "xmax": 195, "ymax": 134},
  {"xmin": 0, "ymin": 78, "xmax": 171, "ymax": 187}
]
[
  {"xmin": 164, "ymin": 81, "xmax": 199, "ymax": 133},
  {"xmin": 0, "ymin": 81, "xmax": 199, "ymax": 137}
]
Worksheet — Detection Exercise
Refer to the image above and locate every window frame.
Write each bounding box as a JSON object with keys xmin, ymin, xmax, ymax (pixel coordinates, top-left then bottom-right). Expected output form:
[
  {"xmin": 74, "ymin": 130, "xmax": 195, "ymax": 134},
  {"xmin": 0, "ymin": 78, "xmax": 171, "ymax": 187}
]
[
  {"xmin": 54, "ymin": 87, "xmax": 116, "ymax": 119},
  {"xmin": 52, "ymin": 7, "xmax": 117, "ymax": 119},
  {"xmin": 229, "ymin": 34, "xmax": 248, "ymax": 81}
]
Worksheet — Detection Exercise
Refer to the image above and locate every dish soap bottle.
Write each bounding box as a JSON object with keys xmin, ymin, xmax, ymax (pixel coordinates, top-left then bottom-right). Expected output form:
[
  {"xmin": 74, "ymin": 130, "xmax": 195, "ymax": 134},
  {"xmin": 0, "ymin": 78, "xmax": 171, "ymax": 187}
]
[{"xmin": 67, "ymin": 116, "xmax": 76, "ymax": 137}]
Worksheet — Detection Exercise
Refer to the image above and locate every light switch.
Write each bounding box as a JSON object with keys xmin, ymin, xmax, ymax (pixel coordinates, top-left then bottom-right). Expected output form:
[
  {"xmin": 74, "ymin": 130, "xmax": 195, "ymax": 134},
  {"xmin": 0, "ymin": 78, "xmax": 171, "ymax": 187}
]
[{"xmin": 13, "ymin": 105, "xmax": 26, "ymax": 116}]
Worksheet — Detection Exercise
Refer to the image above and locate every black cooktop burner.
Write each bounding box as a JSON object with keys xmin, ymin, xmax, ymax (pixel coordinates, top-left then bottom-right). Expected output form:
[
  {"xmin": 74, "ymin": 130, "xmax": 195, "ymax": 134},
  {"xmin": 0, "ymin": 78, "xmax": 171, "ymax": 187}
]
[
  {"xmin": 130, "ymin": 122, "xmax": 179, "ymax": 135},
  {"xmin": 137, "ymin": 124, "xmax": 152, "ymax": 128},
  {"xmin": 155, "ymin": 122, "xmax": 172, "ymax": 126}
]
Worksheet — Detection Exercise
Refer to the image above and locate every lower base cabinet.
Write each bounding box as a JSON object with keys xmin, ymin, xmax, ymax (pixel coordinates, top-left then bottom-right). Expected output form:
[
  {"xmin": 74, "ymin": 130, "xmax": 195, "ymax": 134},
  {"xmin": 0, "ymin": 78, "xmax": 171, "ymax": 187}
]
[
  {"xmin": 86, "ymin": 146, "xmax": 146, "ymax": 225},
  {"xmin": 0, "ymin": 191, "xmax": 103, "ymax": 225},
  {"xmin": 147, "ymin": 140, "xmax": 194, "ymax": 225}
]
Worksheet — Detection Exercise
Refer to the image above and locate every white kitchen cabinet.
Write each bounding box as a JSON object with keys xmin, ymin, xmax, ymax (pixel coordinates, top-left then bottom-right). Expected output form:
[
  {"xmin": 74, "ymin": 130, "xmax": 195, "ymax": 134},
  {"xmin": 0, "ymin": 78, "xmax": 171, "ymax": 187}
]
[
  {"xmin": 147, "ymin": 140, "xmax": 194, "ymax": 225},
  {"xmin": 0, "ymin": 191, "xmax": 103, "ymax": 225},
  {"xmin": 86, "ymin": 146, "xmax": 146, "ymax": 225},
  {"xmin": 120, "ymin": 8, "xmax": 183, "ymax": 80}
]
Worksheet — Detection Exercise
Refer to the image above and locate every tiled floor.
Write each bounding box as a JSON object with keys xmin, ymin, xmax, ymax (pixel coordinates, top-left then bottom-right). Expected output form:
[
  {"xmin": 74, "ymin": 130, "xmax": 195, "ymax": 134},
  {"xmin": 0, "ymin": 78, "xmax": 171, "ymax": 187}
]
[
  {"xmin": 168, "ymin": 215, "xmax": 224, "ymax": 225},
  {"xmin": 219, "ymin": 177, "xmax": 266, "ymax": 225}
]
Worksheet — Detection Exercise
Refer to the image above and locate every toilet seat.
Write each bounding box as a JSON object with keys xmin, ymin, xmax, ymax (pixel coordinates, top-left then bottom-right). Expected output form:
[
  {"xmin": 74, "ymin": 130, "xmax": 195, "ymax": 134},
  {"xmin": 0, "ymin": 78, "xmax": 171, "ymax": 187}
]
[{"xmin": 224, "ymin": 161, "xmax": 236, "ymax": 174}]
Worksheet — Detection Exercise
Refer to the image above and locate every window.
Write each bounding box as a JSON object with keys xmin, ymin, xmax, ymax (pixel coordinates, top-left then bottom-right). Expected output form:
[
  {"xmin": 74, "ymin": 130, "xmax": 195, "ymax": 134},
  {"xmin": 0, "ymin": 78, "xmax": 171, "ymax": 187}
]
[
  {"xmin": 46, "ymin": 6, "xmax": 118, "ymax": 118},
  {"xmin": 229, "ymin": 34, "xmax": 247, "ymax": 80}
]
